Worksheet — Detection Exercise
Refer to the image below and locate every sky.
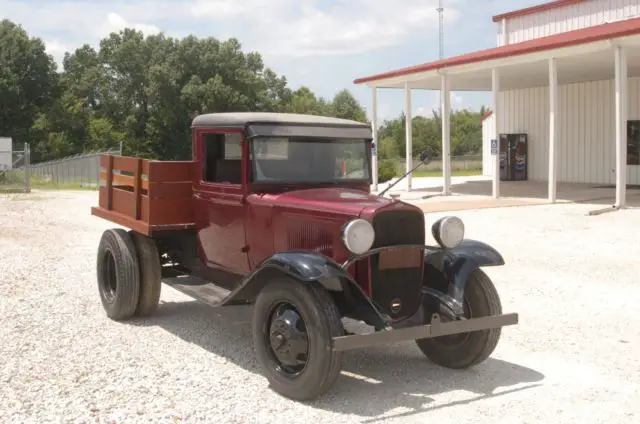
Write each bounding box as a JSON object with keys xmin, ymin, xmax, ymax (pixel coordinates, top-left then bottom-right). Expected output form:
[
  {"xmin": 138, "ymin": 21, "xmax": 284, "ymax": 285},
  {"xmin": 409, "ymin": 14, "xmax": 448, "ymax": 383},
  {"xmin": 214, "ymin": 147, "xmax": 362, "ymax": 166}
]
[{"xmin": 1, "ymin": 0, "xmax": 544, "ymax": 121}]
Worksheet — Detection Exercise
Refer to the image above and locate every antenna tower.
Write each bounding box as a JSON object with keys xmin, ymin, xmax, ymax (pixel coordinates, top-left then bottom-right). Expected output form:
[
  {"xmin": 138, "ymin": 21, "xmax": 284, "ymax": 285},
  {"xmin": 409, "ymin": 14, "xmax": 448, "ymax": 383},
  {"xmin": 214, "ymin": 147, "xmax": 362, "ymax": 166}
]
[{"xmin": 437, "ymin": 0, "xmax": 444, "ymax": 59}]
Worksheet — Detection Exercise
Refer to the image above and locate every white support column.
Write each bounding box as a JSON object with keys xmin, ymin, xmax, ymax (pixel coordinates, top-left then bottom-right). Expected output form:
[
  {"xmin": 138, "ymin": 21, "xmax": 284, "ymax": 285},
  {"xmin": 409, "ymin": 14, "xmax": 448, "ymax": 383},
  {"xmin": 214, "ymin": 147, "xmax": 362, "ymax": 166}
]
[
  {"xmin": 371, "ymin": 86, "xmax": 379, "ymax": 191},
  {"xmin": 441, "ymin": 74, "xmax": 451, "ymax": 195},
  {"xmin": 404, "ymin": 82, "xmax": 413, "ymax": 191},
  {"xmin": 548, "ymin": 57, "xmax": 558, "ymax": 203},
  {"xmin": 614, "ymin": 46, "xmax": 628, "ymax": 208},
  {"xmin": 491, "ymin": 68, "xmax": 500, "ymax": 199}
]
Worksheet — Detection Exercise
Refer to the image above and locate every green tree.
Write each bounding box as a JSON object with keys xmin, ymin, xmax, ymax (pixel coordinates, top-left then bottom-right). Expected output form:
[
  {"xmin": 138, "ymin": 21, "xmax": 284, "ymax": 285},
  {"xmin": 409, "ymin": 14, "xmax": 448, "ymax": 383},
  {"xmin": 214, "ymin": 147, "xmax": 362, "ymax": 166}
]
[
  {"xmin": 1, "ymin": 19, "xmax": 383, "ymax": 163},
  {"xmin": 0, "ymin": 19, "xmax": 59, "ymax": 154}
]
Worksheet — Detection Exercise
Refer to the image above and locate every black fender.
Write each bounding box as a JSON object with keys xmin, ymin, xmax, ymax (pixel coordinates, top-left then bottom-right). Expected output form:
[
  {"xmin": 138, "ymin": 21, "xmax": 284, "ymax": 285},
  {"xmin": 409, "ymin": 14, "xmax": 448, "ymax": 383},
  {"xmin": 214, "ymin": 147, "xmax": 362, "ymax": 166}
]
[
  {"xmin": 227, "ymin": 251, "xmax": 390, "ymax": 330},
  {"xmin": 423, "ymin": 239, "xmax": 504, "ymax": 317}
]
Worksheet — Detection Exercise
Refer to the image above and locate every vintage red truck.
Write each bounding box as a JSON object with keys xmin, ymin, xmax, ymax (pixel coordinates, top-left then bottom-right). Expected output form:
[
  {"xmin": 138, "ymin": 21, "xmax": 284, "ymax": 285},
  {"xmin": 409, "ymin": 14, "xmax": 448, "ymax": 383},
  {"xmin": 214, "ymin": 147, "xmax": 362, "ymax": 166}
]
[{"xmin": 90, "ymin": 112, "xmax": 518, "ymax": 401}]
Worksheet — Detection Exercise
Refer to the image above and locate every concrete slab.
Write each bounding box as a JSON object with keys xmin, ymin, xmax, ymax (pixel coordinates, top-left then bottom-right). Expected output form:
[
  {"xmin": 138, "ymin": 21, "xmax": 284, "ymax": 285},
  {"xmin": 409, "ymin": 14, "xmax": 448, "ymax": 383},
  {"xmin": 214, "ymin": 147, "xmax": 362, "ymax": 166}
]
[{"xmin": 373, "ymin": 176, "xmax": 640, "ymax": 212}]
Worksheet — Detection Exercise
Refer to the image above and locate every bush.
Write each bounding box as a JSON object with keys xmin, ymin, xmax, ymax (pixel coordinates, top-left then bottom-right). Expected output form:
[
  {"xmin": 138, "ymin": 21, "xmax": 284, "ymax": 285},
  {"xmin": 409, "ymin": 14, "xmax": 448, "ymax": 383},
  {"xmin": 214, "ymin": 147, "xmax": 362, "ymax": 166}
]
[{"xmin": 377, "ymin": 159, "xmax": 398, "ymax": 183}]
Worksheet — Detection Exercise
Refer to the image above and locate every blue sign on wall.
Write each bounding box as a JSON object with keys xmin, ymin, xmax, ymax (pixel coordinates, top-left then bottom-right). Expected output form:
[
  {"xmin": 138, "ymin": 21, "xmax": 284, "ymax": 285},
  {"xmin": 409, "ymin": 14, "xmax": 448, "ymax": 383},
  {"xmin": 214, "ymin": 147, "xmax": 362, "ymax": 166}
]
[{"xmin": 490, "ymin": 139, "xmax": 498, "ymax": 155}]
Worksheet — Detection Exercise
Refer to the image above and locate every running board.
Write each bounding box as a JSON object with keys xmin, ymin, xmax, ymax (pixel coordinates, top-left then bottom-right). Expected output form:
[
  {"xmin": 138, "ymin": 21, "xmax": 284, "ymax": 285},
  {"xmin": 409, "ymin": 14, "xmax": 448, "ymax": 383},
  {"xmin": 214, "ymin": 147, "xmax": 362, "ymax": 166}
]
[{"xmin": 162, "ymin": 275, "xmax": 231, "ymax": 307}]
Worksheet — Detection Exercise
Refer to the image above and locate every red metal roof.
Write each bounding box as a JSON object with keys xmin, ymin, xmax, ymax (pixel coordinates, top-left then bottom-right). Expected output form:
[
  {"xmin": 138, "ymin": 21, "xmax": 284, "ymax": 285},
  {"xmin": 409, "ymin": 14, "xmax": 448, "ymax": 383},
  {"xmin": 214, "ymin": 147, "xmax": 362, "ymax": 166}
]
[
  {"xmin": 353, "ymin": 16, "xmax": 640, "ymax": 85},
  {"xmin": 480, "ymin": 111, "xmax": 493, "ymax": 122},
  {"xmin": 492, "ymin": 0, "xmax": 586, "ymax": 23}
]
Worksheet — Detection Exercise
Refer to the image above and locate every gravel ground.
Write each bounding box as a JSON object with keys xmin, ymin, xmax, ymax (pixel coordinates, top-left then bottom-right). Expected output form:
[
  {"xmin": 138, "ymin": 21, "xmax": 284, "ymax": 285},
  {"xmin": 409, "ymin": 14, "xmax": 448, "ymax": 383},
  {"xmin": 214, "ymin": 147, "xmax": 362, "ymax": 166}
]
[{"xmin": 1, "ymin": 190, "xmax": 639, "ymax": 424}]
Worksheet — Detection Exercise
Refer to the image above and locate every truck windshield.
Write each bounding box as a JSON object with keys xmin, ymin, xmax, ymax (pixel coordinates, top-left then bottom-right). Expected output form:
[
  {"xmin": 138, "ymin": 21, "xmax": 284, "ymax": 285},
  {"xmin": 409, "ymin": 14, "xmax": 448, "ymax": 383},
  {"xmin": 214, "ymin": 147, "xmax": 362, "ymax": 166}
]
[{"xmin": 250, "ymin": 136, "xmax": 371, "ymax": 183}]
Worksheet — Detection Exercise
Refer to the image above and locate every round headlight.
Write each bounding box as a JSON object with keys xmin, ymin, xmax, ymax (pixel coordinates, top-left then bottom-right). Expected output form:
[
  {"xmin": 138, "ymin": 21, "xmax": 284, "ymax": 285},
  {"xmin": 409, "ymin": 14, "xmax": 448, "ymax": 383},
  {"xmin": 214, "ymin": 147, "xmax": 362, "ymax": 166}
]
[
  {"xmin": 341, "ymin": 219, "xmax": 375, "ymax": 255},
  {"xmin": 432, "ymin": 216, "xmax": 465, "ymax": 249}
]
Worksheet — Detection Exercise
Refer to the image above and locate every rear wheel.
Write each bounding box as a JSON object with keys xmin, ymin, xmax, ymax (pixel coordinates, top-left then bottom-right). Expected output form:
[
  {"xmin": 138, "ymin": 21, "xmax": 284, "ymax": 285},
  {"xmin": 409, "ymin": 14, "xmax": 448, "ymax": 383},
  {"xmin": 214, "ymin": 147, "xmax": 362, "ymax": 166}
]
[
  {"xmin": 129, "ymin": 231, "xmax": 162, "ymax": 317},
  {"xmin": 96, "ymin": 228, "xmax": 140, "ymax": 320},
  {"xmin": 416, "ymin": 268, "xmax": 502, "ymax": 369},
  {"xmin": 252, "ymin": 277, "xmax": 344, "ymax": 401}
]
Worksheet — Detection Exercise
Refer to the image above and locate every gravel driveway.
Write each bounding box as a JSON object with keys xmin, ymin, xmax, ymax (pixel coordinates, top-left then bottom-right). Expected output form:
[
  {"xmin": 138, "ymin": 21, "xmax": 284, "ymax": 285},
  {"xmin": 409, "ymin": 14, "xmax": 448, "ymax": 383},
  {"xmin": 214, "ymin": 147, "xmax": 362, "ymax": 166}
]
[{"xmin": 1, "ymin": 190, "xmax": 639, "ymax": 423}]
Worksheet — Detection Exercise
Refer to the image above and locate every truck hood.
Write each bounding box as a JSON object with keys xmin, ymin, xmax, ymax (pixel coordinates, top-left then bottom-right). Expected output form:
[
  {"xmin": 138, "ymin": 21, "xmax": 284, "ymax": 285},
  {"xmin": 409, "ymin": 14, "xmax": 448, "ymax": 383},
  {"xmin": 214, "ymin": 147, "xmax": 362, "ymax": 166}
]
[{"xmin": 267, "ymin": 187, "xmax": 395, "ymax": 216}]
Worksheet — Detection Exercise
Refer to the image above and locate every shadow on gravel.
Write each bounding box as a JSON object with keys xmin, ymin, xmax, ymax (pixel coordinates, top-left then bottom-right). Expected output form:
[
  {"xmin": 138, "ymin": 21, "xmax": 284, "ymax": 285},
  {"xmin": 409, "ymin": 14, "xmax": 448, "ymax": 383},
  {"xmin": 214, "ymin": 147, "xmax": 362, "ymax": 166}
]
[{"xmin": 131, "ymin": 299, "xmax": 545, "ymax": 420}]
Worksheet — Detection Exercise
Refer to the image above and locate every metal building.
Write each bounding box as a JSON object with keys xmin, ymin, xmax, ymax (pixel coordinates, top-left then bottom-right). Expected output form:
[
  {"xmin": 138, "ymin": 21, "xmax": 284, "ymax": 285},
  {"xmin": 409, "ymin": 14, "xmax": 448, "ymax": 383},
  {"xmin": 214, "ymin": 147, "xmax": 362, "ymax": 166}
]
[{"xmin": 354, "ymin": 0, "xmax": 640, "ymax": 207}]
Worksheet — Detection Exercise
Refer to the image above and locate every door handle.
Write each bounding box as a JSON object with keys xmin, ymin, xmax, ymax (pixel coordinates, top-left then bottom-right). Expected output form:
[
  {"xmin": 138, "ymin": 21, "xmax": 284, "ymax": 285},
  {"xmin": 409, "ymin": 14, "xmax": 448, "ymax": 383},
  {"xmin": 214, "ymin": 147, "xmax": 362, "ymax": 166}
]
[{"xmin": 194, "ymin": 193, "xmax": 202, "ymax": 200}]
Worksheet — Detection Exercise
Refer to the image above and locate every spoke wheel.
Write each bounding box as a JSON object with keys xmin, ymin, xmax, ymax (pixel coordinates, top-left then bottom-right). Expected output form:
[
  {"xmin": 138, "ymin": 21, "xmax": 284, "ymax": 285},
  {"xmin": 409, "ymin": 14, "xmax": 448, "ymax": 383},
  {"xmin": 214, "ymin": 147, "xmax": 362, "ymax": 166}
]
[
  {"xmin": 416, "ymin": 268, "xmax": 503, "ymax": 369},
  {"xmin": 252, "ymin": 277, "xmax": 344, "ymax": 401},
  {"xmin": 266, "ymin": 302, "xmax": 310, "ymax": 377}
]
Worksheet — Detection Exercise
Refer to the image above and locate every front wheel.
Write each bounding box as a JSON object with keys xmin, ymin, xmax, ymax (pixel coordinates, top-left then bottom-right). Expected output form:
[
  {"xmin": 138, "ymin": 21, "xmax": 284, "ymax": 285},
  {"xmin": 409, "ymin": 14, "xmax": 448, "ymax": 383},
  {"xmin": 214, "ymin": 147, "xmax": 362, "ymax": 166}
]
[
  {"xmin": 252, "ymin": 277, "xmax": 344, "ymax": 401},
  {"xmin": 416, "ymin": 268, "xmax": 502, "ymax": 369}
]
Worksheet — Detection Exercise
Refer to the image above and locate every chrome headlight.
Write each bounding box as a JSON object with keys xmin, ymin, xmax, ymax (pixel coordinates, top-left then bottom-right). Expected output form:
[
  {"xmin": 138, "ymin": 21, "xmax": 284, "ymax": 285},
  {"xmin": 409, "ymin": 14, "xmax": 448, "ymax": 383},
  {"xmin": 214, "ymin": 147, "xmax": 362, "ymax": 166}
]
[
  {"xmin": 431, "ymin": 216, "xmax": 465, "ymax": 249},
  {"xmin": 341, "ymin": 219, "xmax": 375, "ymax": 255}
]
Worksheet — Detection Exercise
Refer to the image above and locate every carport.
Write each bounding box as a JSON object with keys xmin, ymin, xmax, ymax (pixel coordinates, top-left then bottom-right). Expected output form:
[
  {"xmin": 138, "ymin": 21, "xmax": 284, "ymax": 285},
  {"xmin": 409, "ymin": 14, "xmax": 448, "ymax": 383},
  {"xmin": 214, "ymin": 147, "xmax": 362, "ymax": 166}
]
[{"xmin": 355, "ymin": 17, "xmax": 640, "ymax": 209}]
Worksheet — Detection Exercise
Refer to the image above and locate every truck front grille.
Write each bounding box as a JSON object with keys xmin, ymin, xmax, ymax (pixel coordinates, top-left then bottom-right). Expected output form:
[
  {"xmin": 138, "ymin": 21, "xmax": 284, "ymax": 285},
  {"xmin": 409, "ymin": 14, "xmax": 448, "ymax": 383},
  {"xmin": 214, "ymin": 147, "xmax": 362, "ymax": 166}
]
[{"xmin": 369, "ymin": 209, "xmax": 425, "ymax": 320}]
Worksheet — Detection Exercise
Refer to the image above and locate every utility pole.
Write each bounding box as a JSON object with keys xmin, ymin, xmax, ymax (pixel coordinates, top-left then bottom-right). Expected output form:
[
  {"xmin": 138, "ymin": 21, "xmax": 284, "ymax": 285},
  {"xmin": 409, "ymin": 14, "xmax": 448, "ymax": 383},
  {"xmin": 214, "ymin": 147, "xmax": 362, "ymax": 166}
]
[{"xmin": 437, "ymin": 0, "xmax": 444, "ymax": 60}]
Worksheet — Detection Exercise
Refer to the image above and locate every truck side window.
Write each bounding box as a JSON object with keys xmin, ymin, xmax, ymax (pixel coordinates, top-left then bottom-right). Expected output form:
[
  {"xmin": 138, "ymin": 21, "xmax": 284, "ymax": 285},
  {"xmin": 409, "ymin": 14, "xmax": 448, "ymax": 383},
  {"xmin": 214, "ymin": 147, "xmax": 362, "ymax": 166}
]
[{"xmin": 202, "ymin": 133, "xmax": 243, "ymax": 184}]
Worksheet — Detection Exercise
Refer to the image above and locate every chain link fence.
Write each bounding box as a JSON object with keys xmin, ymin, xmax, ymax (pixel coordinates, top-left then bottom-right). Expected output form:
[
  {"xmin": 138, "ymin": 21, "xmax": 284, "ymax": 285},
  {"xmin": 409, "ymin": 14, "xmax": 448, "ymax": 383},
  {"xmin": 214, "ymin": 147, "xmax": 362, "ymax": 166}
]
[
  {"xmin": 29, "ymin": 147, "xmax": 122, "ymax": 189},
  {"xmin": 387, "ymin": 154, "xmax": 483, "ymax": 174},
  {"xmin": 0, "ymin": 143, "xmax": 31, "ymax": 193}
]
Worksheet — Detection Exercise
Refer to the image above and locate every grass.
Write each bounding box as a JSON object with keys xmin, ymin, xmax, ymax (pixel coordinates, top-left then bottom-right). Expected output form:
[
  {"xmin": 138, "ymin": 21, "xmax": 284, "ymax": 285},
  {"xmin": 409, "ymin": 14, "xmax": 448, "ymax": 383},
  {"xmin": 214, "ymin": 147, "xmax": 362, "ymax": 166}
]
[
  {"xmin": 31, "ymin": 181, "xmax": 98, "ymax": 191},
  {"xmin": 413, "ymin": 169, "xmax": 482, "ymax": 178}
]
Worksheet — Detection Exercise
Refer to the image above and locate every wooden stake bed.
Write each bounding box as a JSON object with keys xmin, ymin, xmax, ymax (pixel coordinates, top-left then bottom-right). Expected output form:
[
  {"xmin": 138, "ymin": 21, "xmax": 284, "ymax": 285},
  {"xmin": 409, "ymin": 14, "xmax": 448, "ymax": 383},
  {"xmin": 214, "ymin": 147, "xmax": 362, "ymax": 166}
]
[{"xmin": 90, "ymin": 154, "xmax": 197, "ymax": 235}]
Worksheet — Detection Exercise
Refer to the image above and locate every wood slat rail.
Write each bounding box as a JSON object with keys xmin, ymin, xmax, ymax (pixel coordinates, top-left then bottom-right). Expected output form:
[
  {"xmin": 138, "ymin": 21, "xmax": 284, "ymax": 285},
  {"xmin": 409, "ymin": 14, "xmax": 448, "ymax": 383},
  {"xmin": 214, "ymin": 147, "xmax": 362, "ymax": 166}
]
[{"xmin": 91, "ymin": 154, "xmax": 197, "ymax": 235}]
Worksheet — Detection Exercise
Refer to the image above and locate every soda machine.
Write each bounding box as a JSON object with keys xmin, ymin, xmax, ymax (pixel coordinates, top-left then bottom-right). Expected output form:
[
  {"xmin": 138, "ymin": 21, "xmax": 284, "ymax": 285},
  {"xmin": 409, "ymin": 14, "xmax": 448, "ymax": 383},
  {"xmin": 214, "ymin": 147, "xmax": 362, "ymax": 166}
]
[{"xmin": 499, "ymin": 133, "xmax": 528, "ymax": 181}]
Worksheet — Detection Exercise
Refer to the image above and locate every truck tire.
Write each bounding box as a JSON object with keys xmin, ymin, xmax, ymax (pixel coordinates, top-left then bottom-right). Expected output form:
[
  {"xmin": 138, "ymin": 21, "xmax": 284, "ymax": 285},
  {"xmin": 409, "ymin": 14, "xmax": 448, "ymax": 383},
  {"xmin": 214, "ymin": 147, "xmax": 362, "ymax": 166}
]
[
  {"xmin": 129, "ymin": 231, "xmax": 162, "ymax": 317},
  {"xmin": 96, "ymin": 228, "xmax": 140, "ymax": 320},
  {"xmin": 252, "ymin": 277, "xmax": 344, "ymax": 401},
  {"xmin": 416, "ymin": 268, "xmax": 502, "ymax": 369}
]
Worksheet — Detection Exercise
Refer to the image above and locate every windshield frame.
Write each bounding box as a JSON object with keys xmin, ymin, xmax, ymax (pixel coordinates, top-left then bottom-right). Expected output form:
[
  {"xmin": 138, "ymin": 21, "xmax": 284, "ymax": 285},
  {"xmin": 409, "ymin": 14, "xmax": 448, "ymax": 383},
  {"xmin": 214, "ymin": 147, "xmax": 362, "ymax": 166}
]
[{"xmin": 248, "ymin": 135, "xmax": 373, "ymax": 186}]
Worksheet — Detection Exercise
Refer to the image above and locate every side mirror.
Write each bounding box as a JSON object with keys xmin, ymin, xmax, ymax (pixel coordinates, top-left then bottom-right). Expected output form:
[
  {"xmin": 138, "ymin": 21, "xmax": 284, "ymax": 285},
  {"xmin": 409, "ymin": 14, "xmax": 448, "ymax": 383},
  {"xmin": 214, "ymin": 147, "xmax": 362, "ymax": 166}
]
[{"xmin": 419, "ymin": 150, "xmax": 431, "ymax": 164}]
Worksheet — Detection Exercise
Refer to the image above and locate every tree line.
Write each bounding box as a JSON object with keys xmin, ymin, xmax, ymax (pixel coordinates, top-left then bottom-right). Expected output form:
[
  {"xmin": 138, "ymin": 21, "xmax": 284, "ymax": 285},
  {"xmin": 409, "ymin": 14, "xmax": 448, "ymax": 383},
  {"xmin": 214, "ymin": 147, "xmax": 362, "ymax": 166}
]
[{"xmin": 1, "ymin": 18, "xmax": 487, "ymax": 173}]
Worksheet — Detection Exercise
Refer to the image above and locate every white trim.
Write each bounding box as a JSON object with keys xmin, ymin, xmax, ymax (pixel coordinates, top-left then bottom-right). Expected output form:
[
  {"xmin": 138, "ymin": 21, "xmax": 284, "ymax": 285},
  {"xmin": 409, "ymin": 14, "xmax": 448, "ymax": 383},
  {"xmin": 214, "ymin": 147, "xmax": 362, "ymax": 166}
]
[
  {"xmin": 404, "ymin": 82, "xmax": 413, "ymax": 191},
  {"xmin": 363, "ymin": 35, "xmax": 640, "ymax": 89},
  {"xmin": 614, "ymin": 46, "xmax": 628, "ymax": 207},
  {"xmin": 502, "ymin": 18, "xmax": 508, "ymax": 46},
  {"xmin": 441, "ymin": 74, "xmax": 451, "ymax": 195},
  {"xmin": 492, "ymin": 68, "xmax": 500, "ymax": 199},
  {"xmin": 548, "ymin": 57, "xmax": 558, "ymax": 203},
  {"xmin": 371, "ymin": 87, "xmax": 378, "ymax": 191}
]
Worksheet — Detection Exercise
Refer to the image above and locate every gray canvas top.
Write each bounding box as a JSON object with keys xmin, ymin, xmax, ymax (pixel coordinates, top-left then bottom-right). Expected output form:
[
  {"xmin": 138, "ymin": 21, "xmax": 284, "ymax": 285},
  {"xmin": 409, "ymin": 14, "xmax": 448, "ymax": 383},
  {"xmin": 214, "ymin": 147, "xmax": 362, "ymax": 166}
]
[{"xmin": 191, "ymin": 112, "xmax": 370, "ymax": 129}]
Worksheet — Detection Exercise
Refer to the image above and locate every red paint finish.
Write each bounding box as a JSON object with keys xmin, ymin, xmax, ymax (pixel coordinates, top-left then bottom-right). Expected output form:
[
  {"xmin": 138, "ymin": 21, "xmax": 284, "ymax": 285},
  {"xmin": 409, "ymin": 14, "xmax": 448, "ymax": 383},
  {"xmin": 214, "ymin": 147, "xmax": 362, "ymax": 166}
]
[
  {"xmin": 192, "ymin": 127, "xmax": 251, "ymax": 275},
  {"xmin": 246, "ymin": 188, "xmax": 394, "ymax": 269},
  {"xmin": 492, "ymin": 0, "xmax": 586, "ymax": 23},
  {"xmin": 353, "ymin": 16, "xmax": 640, "ymax": 85},
  {"xmin": 188, "ymin": 122, "xmax": 426, "ymax": 297}
]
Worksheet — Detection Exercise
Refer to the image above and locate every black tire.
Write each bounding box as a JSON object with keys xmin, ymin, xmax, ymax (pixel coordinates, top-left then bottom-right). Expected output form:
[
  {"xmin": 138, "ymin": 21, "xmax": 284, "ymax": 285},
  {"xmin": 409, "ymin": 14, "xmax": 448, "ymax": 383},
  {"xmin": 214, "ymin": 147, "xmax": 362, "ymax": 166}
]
[
  {"xmin": 252, "ymin": 277, "xmax": 344, "ymax": 401},
  {"xmin": 416, "ymin": 268, "xmax": 502, "ymax": 369},
  {"xmin": 96, "ymin": 228, "xmax": 140, "ymax": 320},
  {"xmin": 129, "ymin": 231, "xmax": 162, "ymax": 317}
]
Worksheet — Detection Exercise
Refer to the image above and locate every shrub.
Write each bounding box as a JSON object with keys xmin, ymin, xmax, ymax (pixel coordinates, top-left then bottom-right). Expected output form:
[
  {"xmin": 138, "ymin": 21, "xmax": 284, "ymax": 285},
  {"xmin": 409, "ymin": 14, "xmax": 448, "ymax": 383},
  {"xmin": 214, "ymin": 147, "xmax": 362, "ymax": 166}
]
[{"xmin": 377, "ymin": 159, "xmax": 398, "ymax": 183}]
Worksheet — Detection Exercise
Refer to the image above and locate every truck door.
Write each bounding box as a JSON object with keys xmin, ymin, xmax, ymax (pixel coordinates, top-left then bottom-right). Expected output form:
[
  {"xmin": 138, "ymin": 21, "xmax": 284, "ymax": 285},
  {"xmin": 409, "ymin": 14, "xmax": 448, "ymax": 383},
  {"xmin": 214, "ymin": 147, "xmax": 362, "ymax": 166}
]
[{"xmin": 193, "ymin": 129, "xmax": 250, "ymax": 276}]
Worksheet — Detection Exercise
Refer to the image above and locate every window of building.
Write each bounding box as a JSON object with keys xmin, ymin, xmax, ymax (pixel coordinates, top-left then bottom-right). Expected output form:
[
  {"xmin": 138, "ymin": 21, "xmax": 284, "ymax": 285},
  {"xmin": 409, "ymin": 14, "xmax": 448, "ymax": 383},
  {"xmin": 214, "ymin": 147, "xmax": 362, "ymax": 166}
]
[{"xmin": 202, "ymin": 133, "xmax": 243, "ymax": 184}]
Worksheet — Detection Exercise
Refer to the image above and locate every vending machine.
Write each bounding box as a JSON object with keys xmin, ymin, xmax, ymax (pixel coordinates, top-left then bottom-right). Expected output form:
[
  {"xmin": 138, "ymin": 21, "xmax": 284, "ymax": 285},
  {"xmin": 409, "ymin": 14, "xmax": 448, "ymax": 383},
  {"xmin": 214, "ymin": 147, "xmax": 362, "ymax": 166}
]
[{"xmin": 499, "ymin": 133, "xmax": 528, "ymax": 181}]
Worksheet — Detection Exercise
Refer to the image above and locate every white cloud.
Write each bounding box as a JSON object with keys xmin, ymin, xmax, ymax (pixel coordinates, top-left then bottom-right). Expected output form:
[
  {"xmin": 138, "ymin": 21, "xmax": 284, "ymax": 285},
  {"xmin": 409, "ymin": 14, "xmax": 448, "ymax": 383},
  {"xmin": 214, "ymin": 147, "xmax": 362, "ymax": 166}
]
[
  {"xmin": 1, "ymin": 0, "xmax": 463, "ymax": 70},
  {"xmin": 190, "ymin": 0, "xmax": 463, "ymax": 56},
  {"xmin": 44, "ymin": 40, "xmax": 68, "ymax": 67},
  {"xmin": 101, "ymin": 12, "xmax": 161, "ymax": 37}
]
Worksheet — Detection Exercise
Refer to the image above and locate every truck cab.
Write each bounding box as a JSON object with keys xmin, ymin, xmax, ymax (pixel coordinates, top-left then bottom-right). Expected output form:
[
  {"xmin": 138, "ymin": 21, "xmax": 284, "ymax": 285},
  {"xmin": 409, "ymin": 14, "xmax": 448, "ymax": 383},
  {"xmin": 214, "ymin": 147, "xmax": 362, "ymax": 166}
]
[{"xmin": 90, "ymin": 112, "xmax": 518, "ymax": 402}]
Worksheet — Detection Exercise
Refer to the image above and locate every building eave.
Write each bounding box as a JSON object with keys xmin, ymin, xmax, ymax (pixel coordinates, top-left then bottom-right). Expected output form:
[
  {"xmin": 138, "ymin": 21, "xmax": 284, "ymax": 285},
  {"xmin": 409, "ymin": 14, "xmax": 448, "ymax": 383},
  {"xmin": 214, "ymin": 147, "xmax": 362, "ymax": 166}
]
[
  {"xmin": 491, "ymin": 0, "xmax": 587, "ymax": 23},
  {"xmin": 353, "ymin": 16, "xmax": 640, "ymax": 87}
]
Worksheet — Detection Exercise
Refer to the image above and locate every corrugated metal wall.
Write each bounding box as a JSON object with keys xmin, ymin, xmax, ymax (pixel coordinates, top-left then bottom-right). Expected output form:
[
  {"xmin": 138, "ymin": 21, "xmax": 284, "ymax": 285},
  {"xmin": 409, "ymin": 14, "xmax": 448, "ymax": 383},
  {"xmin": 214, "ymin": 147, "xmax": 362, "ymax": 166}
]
[
  {"xmin": 505, "ymin": 0, "xmax": 640, "ymax": 44},
  {"xmin": 495, "ymin": 76, "xmax": 640, "ymax": 185}
]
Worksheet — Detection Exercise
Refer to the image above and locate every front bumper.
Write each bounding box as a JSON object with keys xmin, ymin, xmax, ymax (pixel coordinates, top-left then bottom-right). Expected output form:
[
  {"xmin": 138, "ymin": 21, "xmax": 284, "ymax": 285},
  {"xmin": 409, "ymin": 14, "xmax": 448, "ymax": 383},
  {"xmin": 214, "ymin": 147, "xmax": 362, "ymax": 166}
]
[{"xmin": 331, "ymin": 312, "xmax": 519, "ymax": 352}]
